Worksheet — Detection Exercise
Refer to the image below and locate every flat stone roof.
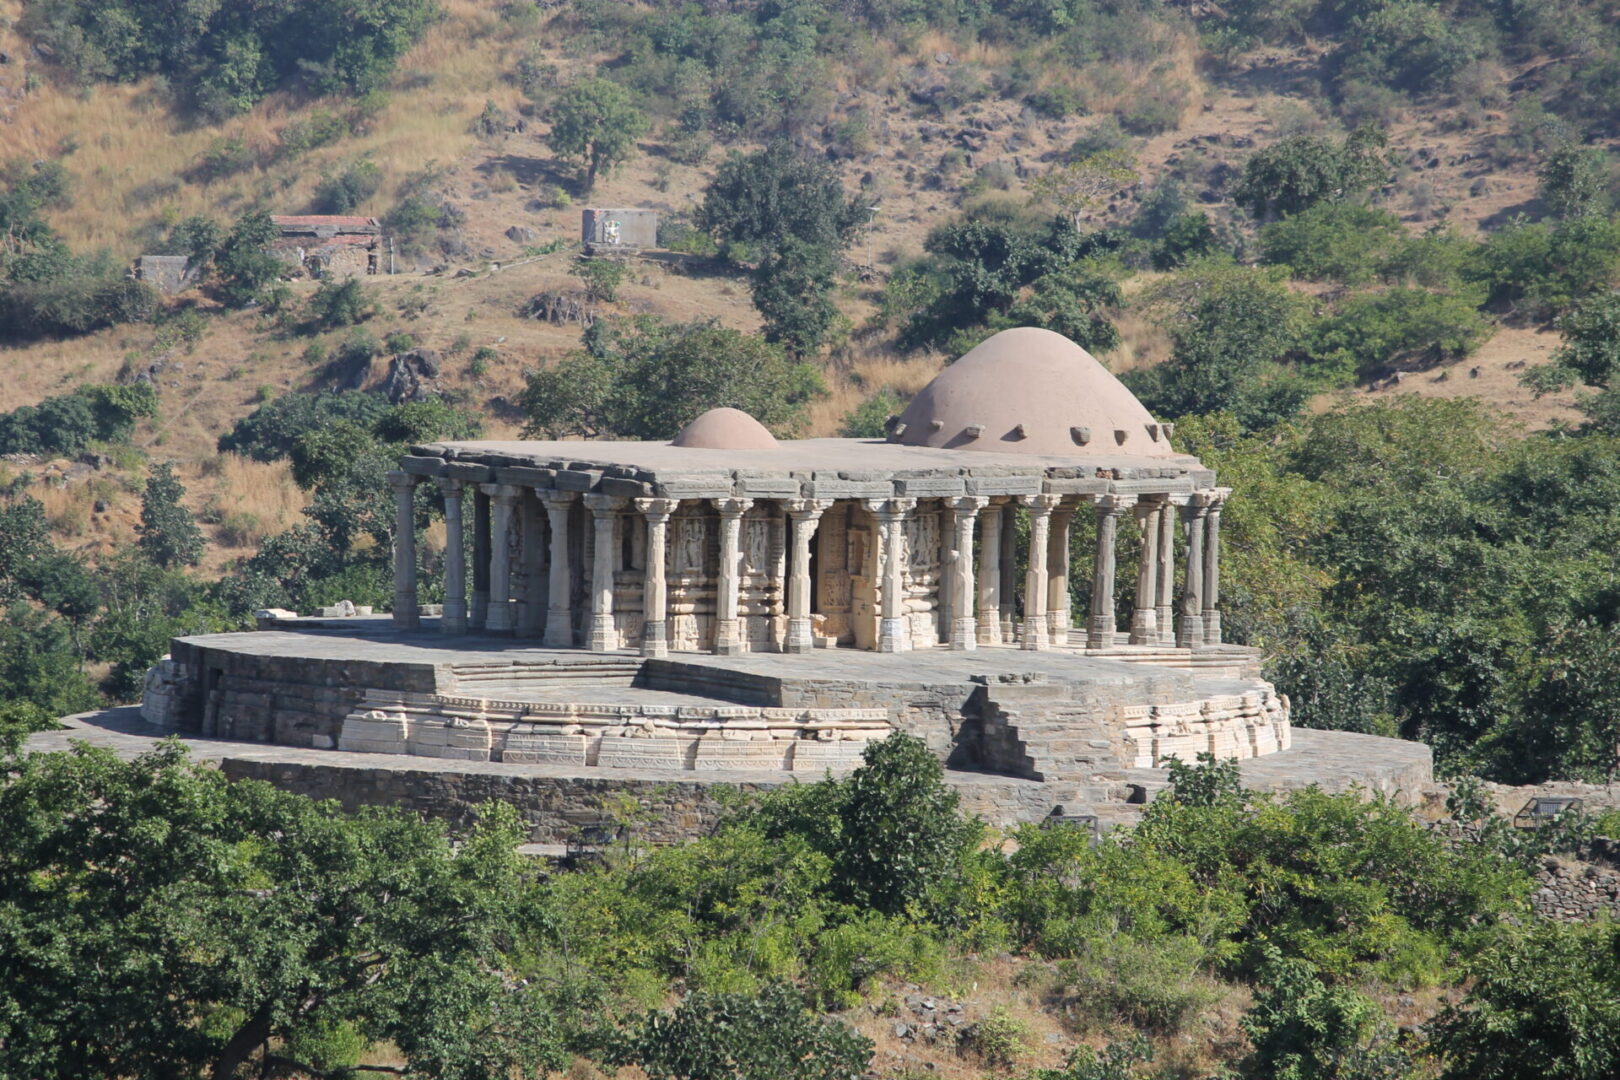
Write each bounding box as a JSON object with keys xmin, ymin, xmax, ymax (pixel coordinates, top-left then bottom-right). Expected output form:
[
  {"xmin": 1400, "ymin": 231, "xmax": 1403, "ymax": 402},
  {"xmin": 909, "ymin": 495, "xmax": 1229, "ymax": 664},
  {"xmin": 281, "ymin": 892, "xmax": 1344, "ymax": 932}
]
[{"xmin": 404, "ymin": 437, "xmax": 1215, "ymax": 500}]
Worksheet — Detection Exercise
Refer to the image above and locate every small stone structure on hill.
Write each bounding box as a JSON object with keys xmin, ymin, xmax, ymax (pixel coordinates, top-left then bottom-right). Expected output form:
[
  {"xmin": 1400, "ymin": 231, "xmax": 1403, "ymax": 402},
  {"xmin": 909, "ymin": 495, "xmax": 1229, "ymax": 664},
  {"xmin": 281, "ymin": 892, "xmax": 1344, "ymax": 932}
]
[
  {"xmin": 130, "ymin": 327, "xmax": 1434, "ymax": 839},
  {"xmin": 132, "ymin": 254, "xmax": 199, "ymax": 295},
  {"xmin": 581, "ymin": 207, "xmax": 657, "ymax": 254},
  {"xmin": 269, "ymin": 215, "xmax": 384, "ymax": 278}
]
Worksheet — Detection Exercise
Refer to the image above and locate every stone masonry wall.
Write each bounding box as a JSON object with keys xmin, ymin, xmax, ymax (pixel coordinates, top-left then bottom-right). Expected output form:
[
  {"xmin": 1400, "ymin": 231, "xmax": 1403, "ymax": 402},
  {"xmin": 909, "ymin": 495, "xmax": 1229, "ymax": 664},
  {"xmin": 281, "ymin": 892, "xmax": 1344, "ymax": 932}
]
[
  {"xmin": 171, "ymin": 640, "xmax": 442, "ymax": 746},
  {"xmin": 221, "ymin": 757, "xmax": 786, "ymax": 843}
]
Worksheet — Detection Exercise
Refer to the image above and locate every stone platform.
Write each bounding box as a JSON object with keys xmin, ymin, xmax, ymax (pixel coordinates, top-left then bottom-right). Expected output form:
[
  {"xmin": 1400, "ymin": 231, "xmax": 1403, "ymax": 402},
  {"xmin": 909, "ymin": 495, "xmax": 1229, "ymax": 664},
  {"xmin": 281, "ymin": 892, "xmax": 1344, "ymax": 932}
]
[
  {"xmin": 32, "ymin": 709, "xmax": 1433, "ymax": 841},
  {"xmin": 146, "ymin": 619, "xmax": 1289, "ymax": 780}
]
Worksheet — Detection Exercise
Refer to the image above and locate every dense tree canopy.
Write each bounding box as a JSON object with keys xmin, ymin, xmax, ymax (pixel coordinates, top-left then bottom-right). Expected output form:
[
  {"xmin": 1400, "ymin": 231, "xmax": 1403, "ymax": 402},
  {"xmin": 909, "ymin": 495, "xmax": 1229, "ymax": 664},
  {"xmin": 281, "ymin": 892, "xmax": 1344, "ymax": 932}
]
[
  {"xmin": 0, "ymin": 742, "xmax": 564, "ymax": 1080},
  {"xmin": 19, "ymin": 0, "xmax": 440, "ymax": 117},
  {"xmin": 519, "ymin": 315, "xmax": 824, "ymax": 440}
]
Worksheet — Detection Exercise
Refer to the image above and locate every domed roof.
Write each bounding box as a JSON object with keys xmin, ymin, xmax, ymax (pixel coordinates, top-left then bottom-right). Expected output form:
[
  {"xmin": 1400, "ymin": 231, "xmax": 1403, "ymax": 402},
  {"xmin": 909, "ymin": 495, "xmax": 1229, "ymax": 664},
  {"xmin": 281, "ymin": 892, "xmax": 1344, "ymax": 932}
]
[
  {"xmin": 670, "ymin": 407, "xmax": 779, "ymax": 450},
  {"xmin": 891, "ymin": 327, "xmax": 1174, "ymax": 457}
]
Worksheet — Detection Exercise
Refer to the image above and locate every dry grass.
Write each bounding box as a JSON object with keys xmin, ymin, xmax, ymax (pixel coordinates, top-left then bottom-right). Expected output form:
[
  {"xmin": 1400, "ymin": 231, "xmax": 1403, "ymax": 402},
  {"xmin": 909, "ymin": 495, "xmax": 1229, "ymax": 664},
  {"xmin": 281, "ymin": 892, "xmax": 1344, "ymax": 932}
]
[
  {"xmin": 192, "ymin": 456, "xmax": 308, "ymax": 552},
  {"xmin": 807, "ymin": 346, "xmax": 944, "ymax": 437}
]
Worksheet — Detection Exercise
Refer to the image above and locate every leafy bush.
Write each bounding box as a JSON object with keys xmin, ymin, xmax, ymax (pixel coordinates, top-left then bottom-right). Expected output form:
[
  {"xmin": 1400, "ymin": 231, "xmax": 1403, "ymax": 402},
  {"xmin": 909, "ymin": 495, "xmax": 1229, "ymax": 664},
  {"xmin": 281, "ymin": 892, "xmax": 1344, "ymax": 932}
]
[
  {"xmin": 137, "ymin": 462, "xmax": 204, "ymax": 569},
  {"xmin": 841, "ymin": 389, "xmax": 907, "ymax": 438},
  {"xmin": 519, "ymin": 315, "xmax": 824, "ymax": 440},
  {"xmin": 1233, "ymin": 127, "xmax": 1390, "ymax": 219},
  {"xmin": 306, "ymin": 278, "xmax": 372, "ymax": 330},
  {"xmin": 1473, "ymin": 215, "xmax": 1620, "ymax": 318},
  {"xmin": 0, "ymin": 382, "xmax": 157, "ymax": 457},
  {"xmin": 1307, "ymin": 287, "xmax": 1490, "ymax": 382},
  {"xmin": 1241, "ymin": 950, "xmax": 1409, "ymax": 1080},
  {"xmin": 957, "ymin": 1007, "xmax": 1029, "ymax": 1069},
  {"xmin": 614, "ymin": 984, "xmax": 872, "ymax": 1080},
  {"xmin": 576, "ymin": 258, "xmax": 627, "ymax": 302},
  {"xmin": 312, "ymin": 160, "xmax": 382, "ymax": 214},
  {"xmin": 1259, "ymin": 202, "xmax": 1406, "ymax": 284},
  {"xmin": 1432, "ymin": 921, "xmax": 1620, "ymax": 1080},
  {"xmin": 699, "ymin": 142, "xmax": 868, "ymax": 263},
  {"xmin": 18, "ymin": 0, "xmax": 440, "ymax": 117}
]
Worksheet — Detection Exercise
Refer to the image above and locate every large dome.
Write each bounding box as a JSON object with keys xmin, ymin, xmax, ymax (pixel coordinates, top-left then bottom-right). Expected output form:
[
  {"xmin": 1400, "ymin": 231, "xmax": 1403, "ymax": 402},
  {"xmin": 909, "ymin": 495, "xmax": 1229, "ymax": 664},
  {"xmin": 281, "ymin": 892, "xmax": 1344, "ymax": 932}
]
[
  {"xmin": 670, "ymin": 407, "xmax": 779, "ymax": 450},
  {"xmin": 891, "ymin": 327, "xmax": 1173, "ymax": 457}
]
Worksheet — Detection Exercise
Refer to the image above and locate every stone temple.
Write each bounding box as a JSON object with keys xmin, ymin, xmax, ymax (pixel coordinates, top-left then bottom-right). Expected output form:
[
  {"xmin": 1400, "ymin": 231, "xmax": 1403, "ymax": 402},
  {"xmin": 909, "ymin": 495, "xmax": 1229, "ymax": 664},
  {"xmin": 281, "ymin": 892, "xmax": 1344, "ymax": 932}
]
[{"xmin": 135, "ymin": 328, "xmax": 1430, "ymax": 836}]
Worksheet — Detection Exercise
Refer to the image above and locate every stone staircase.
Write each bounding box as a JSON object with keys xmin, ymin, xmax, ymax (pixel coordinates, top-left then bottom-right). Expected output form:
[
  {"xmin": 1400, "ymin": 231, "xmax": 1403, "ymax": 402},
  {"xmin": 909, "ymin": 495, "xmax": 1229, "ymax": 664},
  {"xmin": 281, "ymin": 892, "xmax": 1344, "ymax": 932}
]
[{"xmin": 445, "ymin": 658, "xmax": 643, "ymax": 693}]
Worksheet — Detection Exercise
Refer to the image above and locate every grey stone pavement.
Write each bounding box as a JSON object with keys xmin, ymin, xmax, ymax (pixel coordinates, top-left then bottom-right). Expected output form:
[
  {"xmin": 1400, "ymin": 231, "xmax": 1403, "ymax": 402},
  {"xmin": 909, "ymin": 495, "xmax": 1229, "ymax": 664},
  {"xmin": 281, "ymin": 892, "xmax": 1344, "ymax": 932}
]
[{"xmin": 178, "ymin": 619, "xmax": 1248, "ymax": 693}]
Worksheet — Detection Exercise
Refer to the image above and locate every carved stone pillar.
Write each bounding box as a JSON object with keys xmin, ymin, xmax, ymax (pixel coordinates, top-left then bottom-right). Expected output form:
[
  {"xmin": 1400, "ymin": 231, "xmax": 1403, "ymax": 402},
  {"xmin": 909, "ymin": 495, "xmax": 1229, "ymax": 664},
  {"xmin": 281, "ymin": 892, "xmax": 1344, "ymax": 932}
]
[
  {"xmin": 540, "ymin": 492, "xmax": 576, "ymax": 648},
  {"xmin": 1087, "ymin": 495, "xmax": 1127, "ymax": 650},
  {"xmin": 1130, "ymin": 496, "xmax": 1162, "ymax": 646},
  {"xmin": 1177, "ymin": 494, "xmax": 1210, "ymax": 649},
  {"xmin": 435, "ymin": 477, "xmax": 466, "ymax": 634},
  {"xmin": 784, "ymin": 499, "xmax": 831, "ymax": 654},
  {"xmin": 713, "ymin": 497, "xmax": 753, "ymax": 655},
  {"xmin": 635, "ymin": 498, "xmax": 677, "ymax": 657},
  {"xmin": 1157, "ymin": 496, "xmax": 1178, "ymax": 646},
  {"xmin": 481, "ymin": 484, "xmax": 520, "ymax": 634},
  {"xmin": 471, "ymin": 487, "xmax": 490, "ymax": 629},
  {"xmin": 387, "ymin": 471, "xmax": 419, "ymax": 630},
  {"xmin": 1047, "ymin": 499, "xmax": 1076, "ymax": 643},
  {"xmin": 976, "ymin": 500, "xmax": 1003, "ymax": 646},
  {"xmin": 1020, "ymin": 494, "xmax": 1060, "ymax": 651},
  {"xmin": 947, "ymin": 496, "xmax": 985, "ymax": 650},
  {"xmin": 863, "ymin": 497, "xmax": 915, "ymax": 653},
  {"xmin": 583, "ymin": 494, "xmax": 626, "ymax": 652},
  {"xmin": 1203, "ymin": 489, "xmax": 1226, "ymax": 645},
  {"xmin": 517, "ymin": 490, "xmax": 547, "ymax": 637},
  {"xmin": 999, "ymin": 504, "xmax": 1019, "ymax": 644}
]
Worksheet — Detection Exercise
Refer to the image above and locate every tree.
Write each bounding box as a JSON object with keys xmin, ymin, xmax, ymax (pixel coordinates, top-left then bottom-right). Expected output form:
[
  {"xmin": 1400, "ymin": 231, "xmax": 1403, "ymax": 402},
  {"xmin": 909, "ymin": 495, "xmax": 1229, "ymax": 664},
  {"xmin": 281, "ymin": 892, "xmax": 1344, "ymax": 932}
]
[
  {"xmin": 750, "ymin": 239, "xmax": 842, "ymax": 357},
  {"xmin": 136, "ymin": 462, "xmax": 203, "ymax": 569},
  {"xmin": 1029, "ymin": 149, "xmax": 1138, "ymax": 231},
  {"xmin": 1523, "ymin": 291, "xmax": 1620, "ymax": 431},
  {"xmin": 697, "ymin": 142, "xmax": 867, "ymax": 262},
  {"xmin": 1233, "ymin": 127, "xmax": 1389, "ymax": 220},
  {"xmin": 575, "ymin": 258, "xmax": 627, "ymax": 303},
  {"xmin": 1432, "ymin": 922, "xmax": 1620, "ymax": 1080},
  {"xmin": 545, "ymin": 78, "xmax": 648, "ymax": 194},
  {"xmin": 1240, "ymin": 951, "xmax": 1407, "ymax": 1080},
  {"xmin": 1129, "ymin": 260, "xmax": 1308, "ymax": 429},
  {"xmin": 0, "ymin": 742, "xmax": 565, "ymax": 1080},
  {"xmin": 212, "ymin": 209, "xmax": 284, "ymax": 308},
  {"xmin": 615, "ymin": 984, "xmax": 872, "ymax": 1080},
  {"xmin": 306, "ymin": 276, "xmax": 371, "ymax": 329},
  {"xmin": 519, "ymin": 316, "xmax": 824, "ymax": 440},
  {"xmin": 1537, "ymin": 143, "xmax": 1609, "ymax": 220},
  {"xmin": 0, "ymin": 496, "xmax": 51, "ymax": 605},
  {"xmin": 833, "ymin": 733, "xmax": 977, "ymax": 916}
]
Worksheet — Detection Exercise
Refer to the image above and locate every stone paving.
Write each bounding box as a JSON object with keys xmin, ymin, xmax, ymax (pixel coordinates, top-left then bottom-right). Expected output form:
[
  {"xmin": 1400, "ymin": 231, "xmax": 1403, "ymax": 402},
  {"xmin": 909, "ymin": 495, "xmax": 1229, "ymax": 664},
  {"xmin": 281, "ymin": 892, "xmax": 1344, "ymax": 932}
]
[{"xmin": 178, "ymin": 619, "xmax": 1229, "ymax": 694}]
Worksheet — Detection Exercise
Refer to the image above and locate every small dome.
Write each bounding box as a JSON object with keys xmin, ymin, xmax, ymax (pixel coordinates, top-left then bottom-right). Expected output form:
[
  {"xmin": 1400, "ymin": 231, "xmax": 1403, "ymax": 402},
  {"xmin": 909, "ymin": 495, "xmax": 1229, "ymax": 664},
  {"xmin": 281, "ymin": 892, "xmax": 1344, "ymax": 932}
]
[
  {"xmin": 892, "ymin": 327, "xmax": 1174, "ymax": 457},
  {"xmin": 670, "ymin": 407, "xmax": 779, "ymax": 450}
]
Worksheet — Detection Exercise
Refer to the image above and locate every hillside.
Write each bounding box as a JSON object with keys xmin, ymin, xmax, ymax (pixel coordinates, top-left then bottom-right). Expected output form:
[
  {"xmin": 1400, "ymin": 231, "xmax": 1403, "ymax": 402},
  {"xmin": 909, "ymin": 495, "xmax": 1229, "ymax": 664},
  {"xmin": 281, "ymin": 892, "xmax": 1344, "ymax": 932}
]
[{"xmin": 0, "ymin": 0, "xmax": 1610, "ymax": 572}]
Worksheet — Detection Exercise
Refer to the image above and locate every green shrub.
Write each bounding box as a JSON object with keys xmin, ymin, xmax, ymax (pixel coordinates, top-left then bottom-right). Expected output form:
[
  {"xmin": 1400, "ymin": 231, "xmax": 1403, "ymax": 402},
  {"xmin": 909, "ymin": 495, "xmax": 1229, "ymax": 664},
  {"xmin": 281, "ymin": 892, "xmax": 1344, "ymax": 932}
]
[
  {"xmin": 1307, "ymin": 287, "xmax": 1491, "ymax": 383},
  {"xmin": 1259, "ymin": 203, "xmax": 1406, "ymax": 284},
  {"xmin": 614, "ymin": 984, "xmax": 873, "ymax": 1080},
  {"xmin": 1473, "ymin": 215, "xmax": 1620, "ymax": 318},
  {"xmin": 1241, "ymin": 950, "xmax": 1409, "ymax": 1080},
  {"xmin": 957, "ymin": 1007, "xmax": 1029, "ymax": 1069},
  {"xmin": 576, "ymin": 259, "xmax": 627, "ymax": 302},
  {"xmin": 307, "ymin": 278, "xmax": 371, "ymax": 331},
  {"xmin": 312, "ymin": 161, "xmax": 382, "ymax": 214},
  {"xmin": 840, "ymin": 389, "xmax": 906, "ymax": 439},
  {"xmin": 1053, "ymin": 934, "xmax": 1223, "ymax": 1035}
]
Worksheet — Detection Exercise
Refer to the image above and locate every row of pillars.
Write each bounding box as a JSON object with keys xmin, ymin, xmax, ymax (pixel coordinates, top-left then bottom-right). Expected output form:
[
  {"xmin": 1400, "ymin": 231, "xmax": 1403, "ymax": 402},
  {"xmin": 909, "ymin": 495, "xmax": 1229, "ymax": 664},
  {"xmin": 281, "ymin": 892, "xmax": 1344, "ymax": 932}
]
[{"xmin": 388, "ymin": 471, "xmax": 1225, "ymax": 655}]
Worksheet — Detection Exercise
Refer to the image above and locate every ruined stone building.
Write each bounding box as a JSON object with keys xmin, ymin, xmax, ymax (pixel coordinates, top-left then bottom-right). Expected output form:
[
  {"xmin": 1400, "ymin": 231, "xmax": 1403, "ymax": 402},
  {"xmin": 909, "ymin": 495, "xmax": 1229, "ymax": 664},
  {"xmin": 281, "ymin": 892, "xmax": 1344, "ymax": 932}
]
[{"xmin": 269, "ymin": 215, "xmax": 384, "ymax": 278}]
